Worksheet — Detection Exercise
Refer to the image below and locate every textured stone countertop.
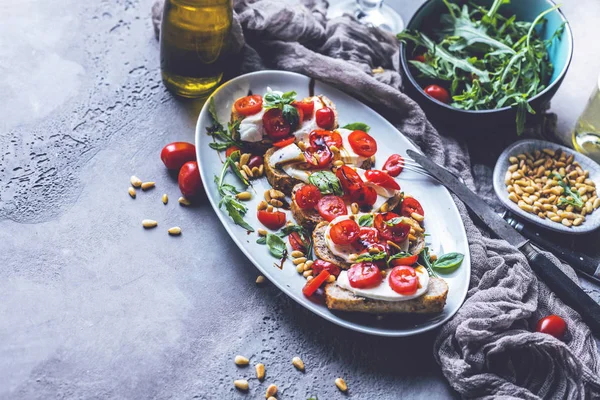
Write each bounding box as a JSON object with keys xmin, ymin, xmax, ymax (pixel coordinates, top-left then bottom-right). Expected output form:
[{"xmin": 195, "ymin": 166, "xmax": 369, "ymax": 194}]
[{"xmin": 1, "ymin": 0, "xmax": 600, "ymax": 399}]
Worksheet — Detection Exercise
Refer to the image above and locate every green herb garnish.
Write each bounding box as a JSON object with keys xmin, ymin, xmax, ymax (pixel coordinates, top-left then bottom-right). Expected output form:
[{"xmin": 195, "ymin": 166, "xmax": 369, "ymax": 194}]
[
  {"xmin": 341, "ymin": 122, "xmax": 371, "ymax": 132},
  {"xmin": 552, "ymin": 172, "xmax": 584, "ymax": 209},
  {"xmin": 266, "ymin": 233, "xmax": 287, "ymax": 258},
  {"xmin": 432, "ymin": 252, "xmax": 464, "ymax": 271},
  {"xmin": 257, "ymin": 224, "xmax": 313, "ymax": 260},
  {"xmin": 308, "ymin": 171, "xmax": 343, "ymax": 196},
  {"xmin": 263, "ymin": 91, "xmax": 299, "ymax": 126},
  {"xmin": 386, "ymin": 251, "xmax": 414, "ymax": 267},
  {"xmin": 214, "ymin": 151, "xmax": 253, "ymax": 232},
  {"xmin": 418, "ymin": 247, "xmax": 438, "ymax": 277},
  {"xmin": 358, "ymin": 214, "xmax": 374, "ymax": 227},
  {"xmin": 206, "ymin": 98, "xmax": 242, "ymax": 149},
  {"xmin": 355, "ymin": 251, "xmax": 388, "ymax": 263}
]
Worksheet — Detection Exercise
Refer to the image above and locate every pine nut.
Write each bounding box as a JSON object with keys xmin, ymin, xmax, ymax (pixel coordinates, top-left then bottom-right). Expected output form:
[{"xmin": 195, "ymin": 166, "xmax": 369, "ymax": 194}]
[
  {"xmin": 305, "ymin": 260, "xmax": 314, "ymax": 268},
  {"xmin": 257, "ymin": 201, "xmax": 268, "ymax": 211},
  {"xmin": 240, "ymin": 170, "xmax": 248, "ymax": 180},
  {"xmin": 303, "ymin": 263, "xmax": 312, "ymax": 271},
  {"xmin": 130, "ymin": 175, "xmax": 142, "ymax": 187},
  {"xmin": 292, "ymin": 356, "xmax": 305, "ymax": 371},
  {"xmin": 162, "ymin": 193, "xmax": 168, "ymax": 204},
  {"xmin": 255, "ymin": 363, "xmax": 265, "ymax": 381},
  {"xmin": 509, "ymin": 156, "xmax": 518, "ymax": 164},
  {"xmin": 333, "ymin": 160, "xmax": 344, "ymax": 167},
  {"xmin": 270, "ymin": 199, "xmax": 283, "ymax": 208},
  {"xmin": 562, "ymin": 218, "xmax": 572, "ymax": 227},
  {"xmin": 518, "ymin": 201, "xmax": 533, "ymax": 213},
  {"xmin": 351, "ymin": 202, "xmax": 359, "ymax": 214},
  {"xmin": 141, "ymin": 181, "xmax": 155, "ymax": 190},
  {"xmin": 291, "ymin": 250, "xmax": 305, "ymax": 258},
  {"xmin": 504, "ymin": 171, "xmax": 512, "ymax": 185},
  {"xmin": 271, "ymin": 189, "xmax": 285, "ymax": 199},
  {"xmin": 258, "ymin": 228, "xmax": 268, "ymax": 236},
  {"xmin": 236, "ymin": 191, "xmax": 252, "ymax": 201},
  {"xmin": 234, "ymin": 355, "xmax": 249, "ymax": 366},
  {"xmin": 240, "ymin": 153, "xmax": 250, "ymax": 167},
  {"xmin": 264, "ymin": 190, "xmax": 272, "ymax": 202},
  {"xmin": 303, "ymin": 270, "xmax": 313, "ymax": 278},
  {"xmin": 168, "ymin": 226, "xmax": 181, "ymax": 235},
  {"xmin": 330, "ymin": 145, "xmax": 340, "ymax": 153},
  {"xmin": 512, "ymin": 171, "xmax": 522, "ymax": 179},
  {"xmin": 234, "ymin": 380, "xmax": 249, "ymax": 391},
  {"xmin": 242, "ymin": 165, "xmax": 253, "ymax": 178},
  {"xmin": 335, "ymin": 378, "xmax": 348, "ymax": 392},
  {"xmin": 508, "ymin": 192, "xmax": 519, "ymax": 203},
  {"xmin": 327, "ymin": 275, "xmax": 336, "ymax": 283},
  {"xmin": 128, "ymin": 187, "xmax": 136, "ymax": 198},
  {"xmin": 142, "ymin": 219, "xmax": 157, "ymax": 228},
  {"xmin": 178, "ymin": 196, "xmax": 191, "ymax": 206},
  {"xmin": 550, "ymin": 216, "xmax": 561, "ymax": 222},
  {"xmin": 252, "ymin": 166, "xmax": 260, "ymax": 176},
  {"xmin": 542, "ymin": 148, "xmax": 555, "ymax": 157},
  {"xmin": 293, "ymin": 257, "xmax": 307, "ymax": 265},
  {"xmin": 594, "ymin": 198, "xmax": 600, "ymax": 209},
  {"xmin": 411, "ymin": 212, "xmax": 424, "ymax": 222},
  {"xmin": 573, "ymin": 217, "xmax": 583, "ymax": 226},
  {"xmin": 266, "ymin": 384, "xmax": 277, "ymax": 398},
  {"xmin": 508, "ymin": 164, "xmax": 518, "ymax": 172},
  {"xmin": 296, "ymin": 264, "xmax": 304, "ymax": 273},
  {"xmin": 258, "ymin": 164, "xmax": 264, "ymax": 176}
]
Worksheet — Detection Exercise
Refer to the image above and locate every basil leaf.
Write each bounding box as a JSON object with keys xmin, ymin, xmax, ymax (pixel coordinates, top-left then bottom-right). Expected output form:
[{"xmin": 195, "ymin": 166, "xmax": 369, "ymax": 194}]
[
  {"xmin": 385, "ymin": 217, "xmax": 403, "ymax": 227},
  {"xmin": 256, "ymin": 237, "xmax": 266, "ymax": 245},
  {"xmin": 386, "ymin": 251, "xmax": 413, "ymax": 267},
  {"xmin": 358, "ymin": 214, "xmax": 374, "ymax": 227},
  {"xmin": 282, "ymin": 103, "xmax": 300, "ymax": 127},
  {"xmin": 263, "ymin": 92, "xmax": 281, "ymax": 105},
  {"xmin": 308, "ymin": 171, "xmax": 343, "ymax": 196},
  {"xmin": 341, "ymin": 122, "xmax": 371, "ymax": 132},
  {"xmin": 266, "ymin": 233, "xmax": 287, "ymax": 258},
  {"xmin": 418, "ymin": 247, "xmax": 438, "ymax": 278},
  {"xmin": 355, "ymin": 251, "xmax": 387, "ymax": 263},
  {"xmin": 281, "ymin": 91, "xmax": 297, "ymax": 102},
  {"xmin": 433, "ymin": 252, "xmax": 464, "ymax": 271}
]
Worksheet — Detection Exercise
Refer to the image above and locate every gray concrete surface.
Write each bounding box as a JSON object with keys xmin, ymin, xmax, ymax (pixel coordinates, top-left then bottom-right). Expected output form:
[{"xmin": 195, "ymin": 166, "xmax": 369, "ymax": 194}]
[{"xmin": 1, "ymin": 0, "xmax": 599, "ymax": 399}]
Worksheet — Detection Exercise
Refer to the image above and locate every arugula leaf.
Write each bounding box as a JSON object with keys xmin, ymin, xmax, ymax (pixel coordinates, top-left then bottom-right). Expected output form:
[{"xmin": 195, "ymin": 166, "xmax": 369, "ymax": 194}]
[
  {"xmin": 433, "ymin": 252, "xmax": 464, "ymax": 271},
  {"xmin": 341, "ymin": 122, "xmax": 371, "ymax": 132},
  {"xmin": 219, "ymin": 195, "xmax": 254, "ymax": 232},
  {"xmin": 266, "ymin": 233, "xmax": 287, "ymax": 258},
  {"xmin": 417, "ymin": 247, "xmax": 438, "ymax": 278},
  {"xmin": 257, "ymin": 224, "xmax": 314, "ymax": 260},
  {"xmin": 308, "ymin": 171, "xmax": 343, "ymax": 196},
  {"xmin": 358, "ymin": 214, "xmax": 374, "ymax": 227},
  {"xmin": 355, "ymin": 252, "xmax": 387, "ymax": 263},
  {"xmin": 385, "ymin": 217, "xmax": 403, "ymax": 227},
  {"xmin": 214, "ymin": 153, "xmax": 253, "ymax": 231},
  {"xmin": 206, "ymin": 98, "xmax": 242, "ymax": 148},
  {"xmin": 551, "ymin": 172, "xmax": 584, "ymax": 209}
]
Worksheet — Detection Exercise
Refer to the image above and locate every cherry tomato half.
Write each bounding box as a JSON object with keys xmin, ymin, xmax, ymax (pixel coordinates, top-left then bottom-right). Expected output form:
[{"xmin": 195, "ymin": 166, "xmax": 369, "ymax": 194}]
[
  {"xmin": 424, "ymin": 85, "xmax": 451, "ymax": 104},
  {"xmin": 304, "ymin": 144, "xmax": 333, "ymax": 168},
  {"xmin": 295, "ymin": 184, "xmax": 322, "ymax": 210},
  {"xmin": 234, "ymin": 95, "xmax": 263, "ymax": 116},
  {"xmin": 330, "ymin": 219, "xmax": 360, "ymax": 245},
  {"xmin": 352, "ymin": 185, "xmax": 377, "ymax": 208},
  {"xmin": 161, "ymin": 142, "xmax": 197, "ymax": 170},
  {"xmin": 383, "ymin": 154, "xmax": 404, "ymax": 177},
  {"xmin": 389, "ymin": 265, "xmax": 418, "ymax": 295},
  {"xmin": 316, "ymin": 107, "xmax": 335, "ymax": 129},
  {"xmin": 389, "ymin": 253, "xmax": 419, "ymax": 267},
  {"xmin": 374, "ymin": 212, "xmax": 410, "ymax": 243},
  {"xmin": 365, "ymin": 170, "xmax": 400, "ymax": 190},
  {"xmin": 536, "ymin": 315, "xmax": 567, "ymax": 339},
  {"xmin": 348, "ymin": 130, "xmax": 377, "ymax": 157},
  {"xmin": 336, "ymin": 165, "xmax": 364, "ymax": 195},
  {"xmin": 273, "ymin": 137, "xmax": 295, "ymax": 148},
  {"xmin": 316, "ymin": 195, "xmax": 347, "ymax": 222},
  {"xmin": 178, "ymin": 161, "xmax": 203, "ymax": 198},
  {"xmin": 302, "ymin": 270, "xmax": 331, "ymax": 297},
  {"xmin": 257, "ymin": 210, "xmax": 287, "ymax": 230},
  {"xmin": 309, "ymin": 130, "xmax": 343, "ymax": 149},
  {"xmin": 263, "ymin": 108, "xmax": 291, "ymax": 140},
  {"xmin": 401, "ymin": 197, "xmax": 424, "ymax": 218},
  {"xmin": 352, "ymin": 227, "xmax": 380, "ymax": 252},
  {"xmin": 413, "ymin": 54, "xmax": 426, "ymax": 62},
  {"xmin": 247, "ymin": 155, "xmax": 263, "ymax": 169},
  {"xmin": 311, "ymin": 259, "xmax": 341, "ymax": 277},
  {"xmin": 293, "ymin": 99, "xmax": 315, "ymax": 121},
  {"xmin": 347, "ymin": 262, "xmax": 382, "ymax": 289},
  {"xmin": 289, "ymin": 231, "xmax": 307, "ymax": 253},
  {"xmin": 225, "ymin": 145, "xmax": 241, "ymax": 158}
]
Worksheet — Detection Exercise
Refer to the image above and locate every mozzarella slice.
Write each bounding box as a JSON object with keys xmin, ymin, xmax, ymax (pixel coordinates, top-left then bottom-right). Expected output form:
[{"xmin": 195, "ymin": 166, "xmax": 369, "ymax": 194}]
[
  {"xmin": 281, "ymin": 164, "xmax": 313, "ymax": 183},
  {"xmin": 238, "ymin": 109, "xmax": 265, "ymax": 142},
  {"xmin": 338, "ymin": 128, "xmax": 369, "ymax": 167},
  {"xmin": 324, "ymin": 215, "xmax": 360, "ymax": 262},
  {"xmin": 293, "ymin": 96, "xmax": 324, "ymax": 143},
  {"xmin": 269, "ymin": 144, "xmax": 304, "ymax": 167}
]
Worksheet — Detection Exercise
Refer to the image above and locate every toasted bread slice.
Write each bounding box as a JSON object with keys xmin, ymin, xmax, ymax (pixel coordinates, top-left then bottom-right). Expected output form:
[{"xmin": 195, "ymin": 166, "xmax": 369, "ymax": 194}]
[
  {"xmin": 290, "ymin": 184, "xmax": 323, "ymax": 231},
  {"xmin": 324, "ymin": 277, "xmax": 448, "ymax": 314}
]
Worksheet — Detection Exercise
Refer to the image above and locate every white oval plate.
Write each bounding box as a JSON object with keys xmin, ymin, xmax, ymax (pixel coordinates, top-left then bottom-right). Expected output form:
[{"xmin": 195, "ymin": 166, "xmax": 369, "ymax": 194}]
[
  {"xmin": 493, "ymin": 139, "xmax": 600, "ymax": 234},
  {"xmin": 196, "ymin": 71, "xmax": 470, "ymax": 337}
]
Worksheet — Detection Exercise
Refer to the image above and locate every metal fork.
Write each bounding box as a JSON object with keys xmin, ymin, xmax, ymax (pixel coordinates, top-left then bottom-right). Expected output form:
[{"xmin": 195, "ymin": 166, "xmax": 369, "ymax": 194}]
[{"xmin": 402, "ymin": 154, "xmax": 465, "ymax": 184}]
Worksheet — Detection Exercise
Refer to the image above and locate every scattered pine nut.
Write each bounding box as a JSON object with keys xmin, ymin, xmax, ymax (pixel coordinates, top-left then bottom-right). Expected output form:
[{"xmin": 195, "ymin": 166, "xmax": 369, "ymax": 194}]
[
  {"xmin": 303, "ymin": 270, "xmax": 313, "ymax": 278},
  {"xmin": 167, "ymin": 226, "xmax": 181, "ymax": 235},
  {"xmin": 242, "ymin": 164, "xmax": 253, "ymax": 178},
  {"xmin": 333, "ymin": 160, "xmax": 344, "ymax": 167},
  {"xmin": 258, "ymin": 228, "xmax": 268, "ymax": 236},
  {"xmin": 236, "ymin": 191, "xmax": 252, "ymax": 201},
  {"xmin": 141, "ymin": 181, "xmax": 155, "ymax": 190},
  {"xmin": 291, "ymin": 250, "xmax": 305, "ymax": 258},
  {"xmin": 142, "ymin": 219, "xmax": 158, "ymax": 228},
  {"xmin": 292, "ymin": 356, "xmax": 305, "ymax": 371},
  {"xmin": 411, "ymin": 212, "xmax": 424, "ymax": 222},
  {"xmin": 267, "ymin": 205, "xmax": 274, "ymax": 213},
  {"xmin": 380, "ymin": 202, "xmax": 389, "ymax": 212},
  {"xmin": 162, "ymin": 194, "xmax": 168, "ymax": 204},
  {"xmin": 351, "ymin": 203, "xmax": 359, "ymax": 214},
  {"xmin": 266, "ymin": 384, "xmax": 277, "ymax": 398},
  {"xmin": 335, "ymin": 377, "xmax": 348, "ymax": 392},
  {"xmin": 305, "ymin": 260, "xmax": 314, "ymax": 268},
  {"xmin": 257, "ymin": 201, "xmax": 269, "ymax": 211},
  {"xmin": 327, "ymin": 274, "xmax": 336, "ymax": 283},
  {"xmin": 255, "ymin": 363, "xmax": 265, "ymax": 381},
  {"xmin": 130, "ymin": 175, "xmax": 142, "ymax": 188},
  {"xmin": 234, "ymin": 380, "xmax": 249, "ymax": 391},
  {"xmin": 178, "ymin": 196, "xmax": 191, "ymax": 206},
  {"xmin": 258, "ymin": 165, "xmax": 264, "ymax": 176},
  {"xmin": 296, "ymin": 264, "xmax": 304, "ymax": 273},
  {"xmin": 293, "ymin": 257, "xmax": 307, "ymax": 265},
  {"xmin": 128, "ymin": 187, "xmax": 136, "ymax": 198},
  {"xmin": 270, "ymin": 199, "xmax": 283, "ymax": 208},
  {"xmin": 234, "ymin": 355, "xmax": 249, "ymax": 366},
  {"xmin": 256, "ymin": 275, "xmax": 265, "ymax": 284},
  {"xmin": 240, "ymin": 153, "xmax": 250, "ymax": 167}
]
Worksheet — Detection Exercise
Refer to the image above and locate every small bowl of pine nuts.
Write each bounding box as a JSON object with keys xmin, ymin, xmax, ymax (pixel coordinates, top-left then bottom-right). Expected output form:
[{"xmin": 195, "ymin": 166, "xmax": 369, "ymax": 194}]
[{"xmin": 493, "ymin": 139, "xmax": 600, "ymax": 234}]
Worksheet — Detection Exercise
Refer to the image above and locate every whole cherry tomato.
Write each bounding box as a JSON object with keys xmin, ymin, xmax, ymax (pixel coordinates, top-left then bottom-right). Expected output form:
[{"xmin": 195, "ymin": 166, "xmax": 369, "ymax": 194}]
[
  {"xmin": 536, "ymin": 315, "xmax": 567, "ymax": 339},
  {"xmin": 329, "ymin": 219, "xmax": 360, "ymax": 245},
  {"xmin": 161, "ymin": 142, "xmax": 196, "ymax": 170},
  {"xmin": 316, "ymin": 195, "xmax": 347, "ymax": 222},
  {"xmin": 178, "ymin": 161, "xmax": 203, "ymax": 198},
  {"xmin": 302, "ymin": 270, "xmax": 331, "ymax": 297},
  {"xmin": 414, "ymin": 54, "xmax": 426, "ymax": 62},
  {"xmin": 257, "ymin": 210, "xmax": 287, "ymax": 230},
  {"xmin": 309, "ymin": 129, "xmax": 343, "ymax": 149},
  {"xmin": 234, "ymin": 95, "xmax": 263, "ymax": 116},
  {"xmin": 389, "ymin": 253, "xmax": 419, "ymax": 267},
  {"xmin": 289, "ymin": 231, "xmax": 307, "ymax": 253},
  {"xmin": 316, "ymin": 107, "xmax": 335, "ymax": 129},
  {"xmin": 247, "ymin": 155, "xmax": 263, "ymax": 169},
  {"xmin": 263, "ymin": 108, "xmax": 291, "ymax": 140},
  {"xmin": 383, "ymin": 154, "xmax": 404, "ymax": 177},
  {"xmin": 348, "ymin": 130, "xmax": 377, "ymax": 157},
  {"xmin": 294, "ymin": 184, "xmax": 322, "ymax": 209},
  {"xmin": 389, "ymin": 265, "xmax": 418, "ymax": 295},
  {"xmin": 347, "ymin": 262, "xmax": 382, "ymax": 289},
  {"xmin": 365, "ymin": 170, "xmax": 400, "ymax": 190},
  {"xmin": 311, "ymin": 259, "xmax": 341, "ymax": 277},
  {"xmin": 225, "ymin": 145, "xmax": 241, "ymax": 158},
  {"xmin": 293, "ymin": 99, "xmax": 315, "ymax": 121},
  {"xmin": 374, "ymin": 212, "xmax": 410, "ymax": 243},
  {"xmin": 424, "ymin": 85, "xmax": 451, "ymax": 104},
  {"xmin": 401, "ymin": 197, "xmax": 424, "ymax": 218}
]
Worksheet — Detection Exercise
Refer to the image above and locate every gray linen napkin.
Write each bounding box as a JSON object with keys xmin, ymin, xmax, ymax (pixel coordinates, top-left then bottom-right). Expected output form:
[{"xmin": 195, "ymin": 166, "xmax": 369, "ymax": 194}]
[{"xmin": 152, "ymin": 1, "xmax": 600, "ymax": 397}]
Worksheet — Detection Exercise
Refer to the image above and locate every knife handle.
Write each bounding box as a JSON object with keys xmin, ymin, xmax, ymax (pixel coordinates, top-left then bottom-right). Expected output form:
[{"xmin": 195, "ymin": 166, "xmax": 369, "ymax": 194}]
[{"xmin": 526, "ymin": 249, "xmax": 600, "ymax": 336}]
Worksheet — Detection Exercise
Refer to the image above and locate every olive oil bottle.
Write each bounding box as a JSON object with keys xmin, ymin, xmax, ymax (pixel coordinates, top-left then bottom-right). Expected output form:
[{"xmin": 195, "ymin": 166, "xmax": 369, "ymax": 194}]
[{"xmin": 160, "ymin": 0, "xmax": 232, "ymax": 98}]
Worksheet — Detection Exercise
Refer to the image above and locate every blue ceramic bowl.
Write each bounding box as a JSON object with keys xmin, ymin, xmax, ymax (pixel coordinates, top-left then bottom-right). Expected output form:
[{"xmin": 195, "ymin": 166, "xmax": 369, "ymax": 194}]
[{"xmin": 399, "ymin": 0, "xmax": 573, "ymax": 136}]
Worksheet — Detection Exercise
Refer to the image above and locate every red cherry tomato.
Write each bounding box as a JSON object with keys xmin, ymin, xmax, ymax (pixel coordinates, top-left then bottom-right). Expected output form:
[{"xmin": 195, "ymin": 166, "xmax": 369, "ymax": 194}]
[
  {"xmin": 257, "ymin": 210, "xmax": 286, "ymax": 230},
  {"xmin": 352, "ymin": 185, "xmax": 378, "ymax": 208},
  {"xmin": 348, "ymin": 130, "xmax": 377, "ymax": 157},
  {"xmin": 263, "ymin": 108, "xmax": 291, "ymax": 140},
  {"xmin": 293, "ymin": 99, "xmax": 315, "ymax": 121},
  {"xmin": 330, "ymin": 219, "xmax": 361, "ymax": 245},
  {"xmin": 161, "ymin": 142, "xmax": 197, "ymax": 170},
  {"xmin": 536, "ymin": 315, "xmax": 567, "ymax": 339},
  {"xmin": 414, "ymin": 54, "xmax": 426, "ymax": 62},
  {"xmin": 247, "ymin": 155, "xmax": 263, "ymax": 169},
  {"xmin": 383, "ymin": 154, "xmax": 404, "ymax": 177},
  {"xmin": 294, "ymin": 184, "xmax": 322, "ymax": 210},
  {"xmin": 389, "ymin": 265, "xmax": 418, "ymax": 295},
  {"xmin": 365, "ymin": 170, "xmax": 400, "ymax": 190},
  {"xmin": 347, "ymin": 262, "xmax": 382, "ymax": 289},
  {"xmin": 304, "ymin": 144, "xmax": 333, "ymax": 168},
  {"xmin": 336, "ymin": 165, "xmax": 364, "ymax": 195},
  {"xmin": 424, "ymin": 85, "xmax": 451, "ymax": 104},
  {"xmin": 225, "ymin": 145, "xmax": 241, "ymax": 158},
  {"xmin": 352, "ymin": 227, "xmax": 380, "ymax": 252},
  {"xmin": 315, "ymin": 107, "xmax": 335, "ymax": 129},
  {"xmin": 309, "ymin": 130, "xmax": 343, "ymax": 149},
  {"xmin": 289, "ymin": 232, "xmax": 307, "ymax": 253},
  {"xmin": 389, "ymin": 253, "xmax": 419, "ymax": 266},
  {"xmin": 178, "ymin": 161, "xmax": 203, "ymax": 198},
  {"xmin": 374, "ymin": 212, "xmax": 410, "ymax": 243},
  {"xmin": 234, "ymin": 95, "xmax": 263, "ymax": 116},
  {"xmin": 316, "ymin": 195, "xmax": 347, "ymax": 222},
  {"xmin": 273, "ymin": 137, "xmax": 295, "ymax": 148},
  {"xmin": 401, "ymin": 197, "xmax": 424, "ymax": 218},
  {"xmin": 302, "ymin": 270, "xmax": 331, "ymax": 297},
  {"xmin": 311, "ymin": 259, "xmax": 341, "ymax": 277}
]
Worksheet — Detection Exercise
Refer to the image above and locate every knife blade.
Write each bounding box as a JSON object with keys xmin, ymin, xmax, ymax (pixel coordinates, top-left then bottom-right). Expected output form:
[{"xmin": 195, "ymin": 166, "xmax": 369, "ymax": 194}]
[{"xmin": 407, "ymin": 149, "xmax": 600, "ymax": 336}]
